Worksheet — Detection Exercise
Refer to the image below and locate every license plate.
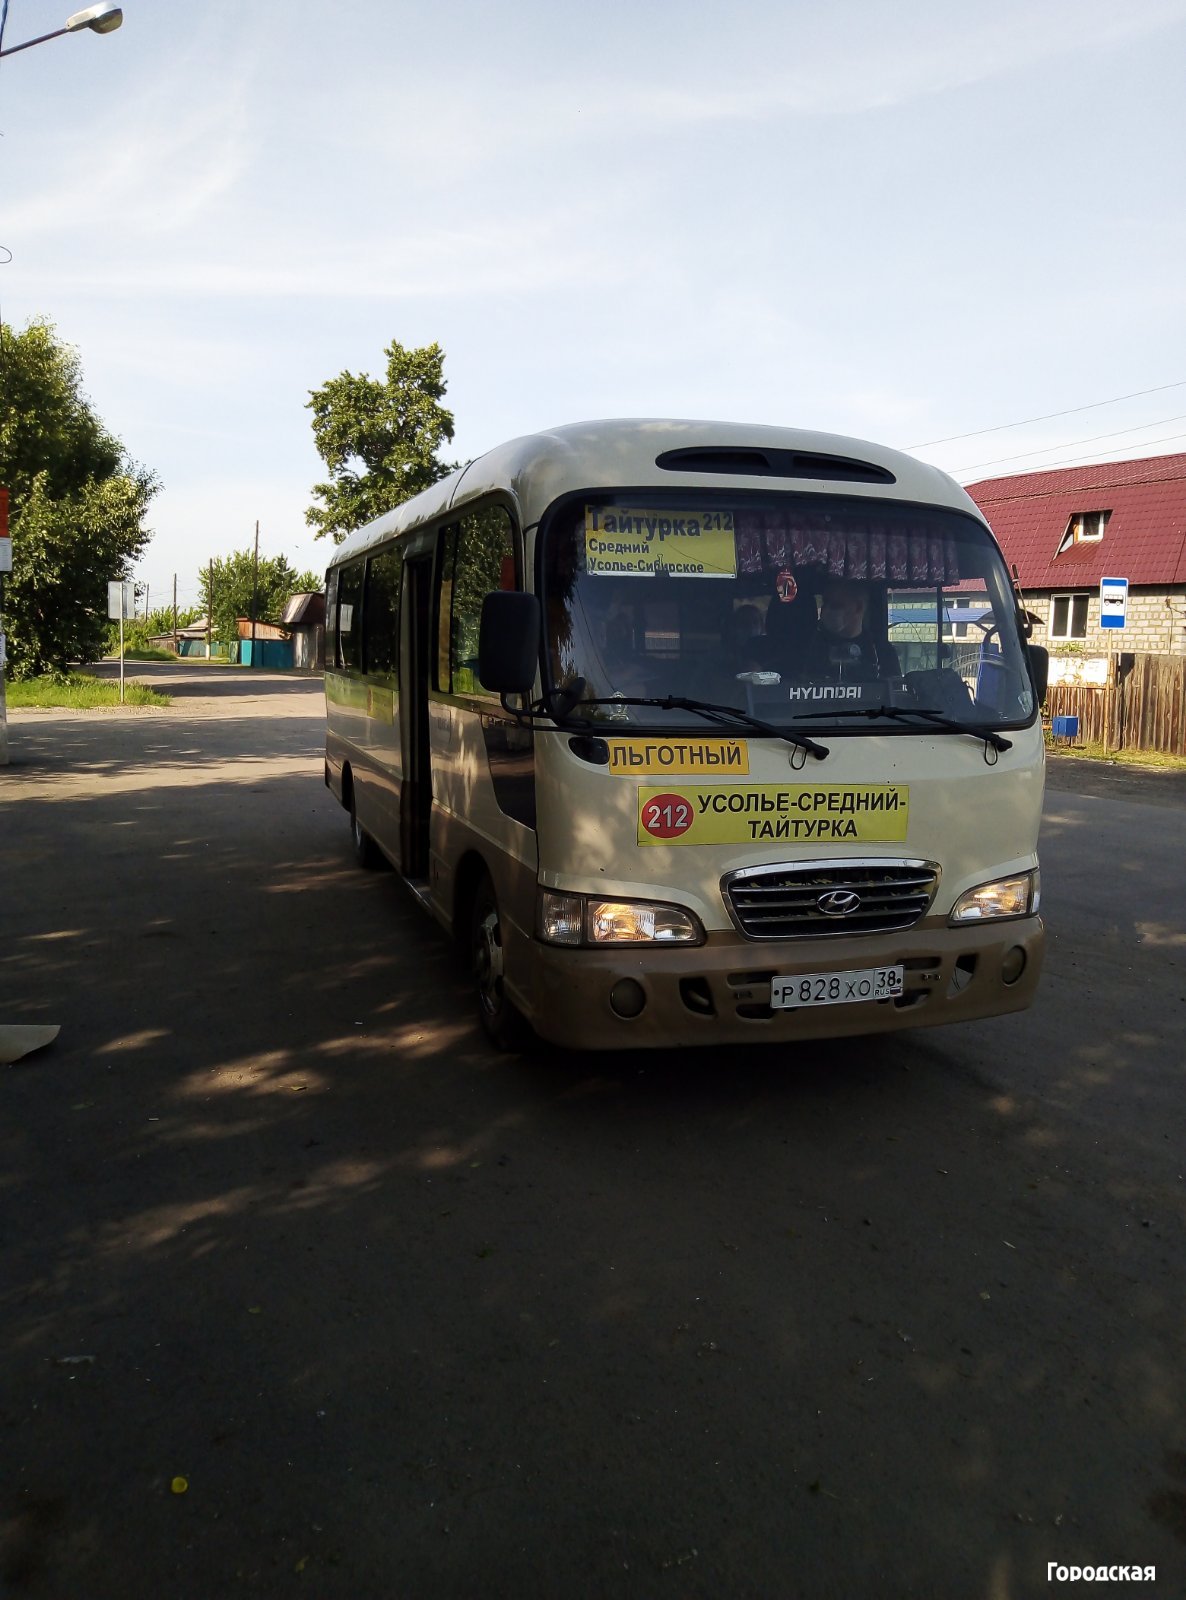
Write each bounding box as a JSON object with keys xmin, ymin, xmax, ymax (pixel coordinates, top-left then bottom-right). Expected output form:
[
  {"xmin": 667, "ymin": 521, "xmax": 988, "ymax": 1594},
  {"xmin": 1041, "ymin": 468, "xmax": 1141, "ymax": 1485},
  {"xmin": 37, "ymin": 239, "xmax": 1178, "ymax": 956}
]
[{"xmin": 770, "ymin": 964, "xmax": 904, "ymax": 1010}]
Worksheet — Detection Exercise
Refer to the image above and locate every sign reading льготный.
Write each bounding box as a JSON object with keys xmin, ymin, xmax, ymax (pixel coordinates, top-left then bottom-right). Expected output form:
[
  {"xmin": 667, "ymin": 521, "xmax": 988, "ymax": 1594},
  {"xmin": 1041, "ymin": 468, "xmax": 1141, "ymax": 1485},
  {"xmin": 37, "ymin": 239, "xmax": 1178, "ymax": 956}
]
[{"xmin": 607, "ymin": 739, "xmax": 750, "ymax": 776}]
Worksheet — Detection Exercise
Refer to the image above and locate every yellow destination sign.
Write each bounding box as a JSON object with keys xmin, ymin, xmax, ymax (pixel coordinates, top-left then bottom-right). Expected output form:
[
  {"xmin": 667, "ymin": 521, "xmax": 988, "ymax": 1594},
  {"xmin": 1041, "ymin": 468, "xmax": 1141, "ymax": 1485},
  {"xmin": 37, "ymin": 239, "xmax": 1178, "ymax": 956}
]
[
  {"xmin": 636, "ymin": 784, "xmax": 910, "ymax": 846},
  {"xmin": 607, "ymin": 739, "xmax": 749, "ymax": 776},
  {"xmin": 585, "ymin": 506, "xmax": 737, "ymax": 578}
]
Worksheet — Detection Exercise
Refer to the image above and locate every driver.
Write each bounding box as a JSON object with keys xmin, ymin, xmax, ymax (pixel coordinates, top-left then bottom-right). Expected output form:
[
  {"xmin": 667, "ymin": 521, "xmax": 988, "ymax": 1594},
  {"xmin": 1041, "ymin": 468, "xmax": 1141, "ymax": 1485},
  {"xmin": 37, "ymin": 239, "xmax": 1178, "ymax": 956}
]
[{"xmin": 800, "ymin": 578, "xmax": 901, "ymax": 680}]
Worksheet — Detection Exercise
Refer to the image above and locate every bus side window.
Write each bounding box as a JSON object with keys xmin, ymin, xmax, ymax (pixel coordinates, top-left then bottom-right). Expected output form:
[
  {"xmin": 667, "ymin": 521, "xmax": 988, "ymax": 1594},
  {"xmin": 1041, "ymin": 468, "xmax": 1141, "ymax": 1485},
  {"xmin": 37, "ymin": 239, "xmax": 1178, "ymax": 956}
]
[
  {"xmin": 325, "ymin": 569, "xmax": 339, "ymax": 667},
  {"xmin": 338, "ymin": 560, "xmax": 364, "ymax": 671},
  {"xmin": 440, "ymin": 507, "xmax": 517, "ymax": 697},
  {"xmin": 452, "ymin": 507, "xmax": 517, "ymax": 695},
  {"xmin": 363, "ymin": 548, "xmax": 401, "ymax": 679},
  {"xmin": 435, "ymin": 525, "xmax": 459, "ymax": 691}
]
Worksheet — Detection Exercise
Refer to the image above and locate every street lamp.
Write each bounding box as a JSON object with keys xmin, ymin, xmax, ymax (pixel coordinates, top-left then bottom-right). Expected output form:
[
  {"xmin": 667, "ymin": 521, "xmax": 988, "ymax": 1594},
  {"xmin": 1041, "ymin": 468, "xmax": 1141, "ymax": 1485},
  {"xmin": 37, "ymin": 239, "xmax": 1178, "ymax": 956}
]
[{"xmin": 0, "ymin": 4, "xmax": 123, "ymax": 57}]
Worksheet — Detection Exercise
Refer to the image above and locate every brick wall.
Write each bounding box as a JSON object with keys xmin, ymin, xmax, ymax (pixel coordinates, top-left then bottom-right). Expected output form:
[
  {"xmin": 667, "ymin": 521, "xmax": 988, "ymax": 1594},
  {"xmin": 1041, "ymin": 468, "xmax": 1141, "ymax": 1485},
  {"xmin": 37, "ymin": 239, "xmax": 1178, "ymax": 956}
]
[{"xmin": 1024, "ymin": 588, "xmax": 1186, "ymax": 656}]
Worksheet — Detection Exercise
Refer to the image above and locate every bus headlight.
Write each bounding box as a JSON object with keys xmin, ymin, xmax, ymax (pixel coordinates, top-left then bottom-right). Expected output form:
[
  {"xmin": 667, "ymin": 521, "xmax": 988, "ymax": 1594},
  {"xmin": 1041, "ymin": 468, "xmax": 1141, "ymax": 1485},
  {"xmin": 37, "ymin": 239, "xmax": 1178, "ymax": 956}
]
[
  {"xmin": 589, "ymin": 900, "xmax": 702, "ymax": 944},
  {"xmin": 538, "ymin": 890, "xmax": 703, "ymax": 946},
  {"xmin": 949, "ymin": 870, "xmax": 1039, "ymax": 924}
]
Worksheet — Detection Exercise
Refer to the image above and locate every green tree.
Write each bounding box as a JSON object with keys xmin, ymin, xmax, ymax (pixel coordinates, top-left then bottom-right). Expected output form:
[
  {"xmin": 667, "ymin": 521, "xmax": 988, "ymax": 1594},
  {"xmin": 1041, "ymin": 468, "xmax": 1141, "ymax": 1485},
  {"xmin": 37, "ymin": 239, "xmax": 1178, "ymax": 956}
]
[
  {"xmin": 143, "ymin": 604, "xmax": 203, "ymax": 636},
  {"xmin": 198, "ymin": 552, "xmax": 320, "ymax": 650},
  {"xmin": 305, "ymin": 339, "xmax": 456, "ymax": 543},
  {"xmin": 1, "ymin": 319, "xmax": 158, "ymax": 677}
]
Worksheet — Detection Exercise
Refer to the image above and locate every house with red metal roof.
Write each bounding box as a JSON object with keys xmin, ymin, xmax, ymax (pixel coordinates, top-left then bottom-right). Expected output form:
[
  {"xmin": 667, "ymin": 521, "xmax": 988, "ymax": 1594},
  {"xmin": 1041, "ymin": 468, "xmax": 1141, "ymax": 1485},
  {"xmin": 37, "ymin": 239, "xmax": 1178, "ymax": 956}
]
[{"xmin": 965, "ymin": 452, "xmax": 1186, "ymax": 664}]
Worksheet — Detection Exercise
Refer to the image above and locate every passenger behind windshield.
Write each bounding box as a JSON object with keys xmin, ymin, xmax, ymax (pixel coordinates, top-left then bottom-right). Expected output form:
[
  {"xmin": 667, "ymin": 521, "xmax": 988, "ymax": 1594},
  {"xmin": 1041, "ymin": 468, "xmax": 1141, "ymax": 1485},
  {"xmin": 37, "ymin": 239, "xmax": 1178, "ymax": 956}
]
[{"xmin": 727, "ymin": 602, "xmax": 767, "ymax": 674}]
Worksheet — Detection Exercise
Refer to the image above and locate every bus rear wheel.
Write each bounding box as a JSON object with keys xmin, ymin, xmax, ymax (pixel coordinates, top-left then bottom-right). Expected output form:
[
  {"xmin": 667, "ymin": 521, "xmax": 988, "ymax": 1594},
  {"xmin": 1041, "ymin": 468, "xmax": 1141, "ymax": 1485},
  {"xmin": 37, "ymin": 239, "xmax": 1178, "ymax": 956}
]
[{"xmin": 471, "ymin": 872, "xmax": 531, "ymax": 1052}]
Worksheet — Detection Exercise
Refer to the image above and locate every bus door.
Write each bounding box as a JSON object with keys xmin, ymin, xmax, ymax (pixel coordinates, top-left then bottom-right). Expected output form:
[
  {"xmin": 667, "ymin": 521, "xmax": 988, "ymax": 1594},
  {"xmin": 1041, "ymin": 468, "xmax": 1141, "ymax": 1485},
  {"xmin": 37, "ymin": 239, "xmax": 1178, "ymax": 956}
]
[{"xmin": 399, "ymin": 554, "xmax": 433, "ymax": 880}]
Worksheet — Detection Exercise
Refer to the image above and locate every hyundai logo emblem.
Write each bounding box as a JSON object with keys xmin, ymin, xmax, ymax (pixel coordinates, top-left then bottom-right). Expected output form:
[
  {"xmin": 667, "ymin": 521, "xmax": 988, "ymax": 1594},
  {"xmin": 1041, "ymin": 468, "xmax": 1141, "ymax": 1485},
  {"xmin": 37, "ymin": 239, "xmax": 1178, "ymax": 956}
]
[{"xmin": 818, "ymin": 889, "xmax": 862, "ymax": 917}]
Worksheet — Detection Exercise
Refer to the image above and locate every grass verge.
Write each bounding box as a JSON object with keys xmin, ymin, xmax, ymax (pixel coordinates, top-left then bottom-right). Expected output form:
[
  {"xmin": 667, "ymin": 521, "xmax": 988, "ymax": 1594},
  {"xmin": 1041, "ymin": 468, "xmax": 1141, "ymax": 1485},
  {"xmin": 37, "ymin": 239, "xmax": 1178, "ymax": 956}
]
[
  {"xmin": 1045, "ymin": 735, "xmax": 1186, "ymax": 772},
  {"xmin": 6, "ymin": 673, "xmax": 171, "ymax": 709}
]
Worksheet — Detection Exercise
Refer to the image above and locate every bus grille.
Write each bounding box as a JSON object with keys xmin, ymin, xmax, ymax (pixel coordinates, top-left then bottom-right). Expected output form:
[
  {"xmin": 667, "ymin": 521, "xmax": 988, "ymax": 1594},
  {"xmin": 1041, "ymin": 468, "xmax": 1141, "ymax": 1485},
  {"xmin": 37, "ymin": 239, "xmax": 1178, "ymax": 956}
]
[{"xmin": 724, "ymin": 860, "xmax": 940, "ymax": 940}]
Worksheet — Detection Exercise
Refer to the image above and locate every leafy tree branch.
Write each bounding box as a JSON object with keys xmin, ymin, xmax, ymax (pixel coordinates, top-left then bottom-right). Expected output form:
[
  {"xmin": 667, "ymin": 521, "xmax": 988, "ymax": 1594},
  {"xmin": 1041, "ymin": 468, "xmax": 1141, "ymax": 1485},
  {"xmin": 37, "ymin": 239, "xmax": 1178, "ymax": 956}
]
[{"xmin": 305, "ymin": 339, "xmax": 456, "ymax": 543}]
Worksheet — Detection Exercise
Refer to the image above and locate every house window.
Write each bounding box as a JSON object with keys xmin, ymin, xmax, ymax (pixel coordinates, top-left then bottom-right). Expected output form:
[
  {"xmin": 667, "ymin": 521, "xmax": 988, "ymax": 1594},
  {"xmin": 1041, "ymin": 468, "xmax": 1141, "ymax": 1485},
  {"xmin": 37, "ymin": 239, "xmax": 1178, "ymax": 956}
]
[
  {"xmin": 1057, "ymin": 510, "xmax": 1110, "ymax": 554},
  {"xmin": 1049, "ymin": 593, "xmax": 1090, "ymax": 640}
]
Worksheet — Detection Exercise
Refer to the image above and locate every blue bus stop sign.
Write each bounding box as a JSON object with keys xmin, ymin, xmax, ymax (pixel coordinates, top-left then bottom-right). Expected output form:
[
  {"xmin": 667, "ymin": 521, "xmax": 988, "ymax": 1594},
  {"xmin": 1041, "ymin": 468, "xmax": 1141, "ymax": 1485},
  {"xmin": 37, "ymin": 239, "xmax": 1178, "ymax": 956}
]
[{"xmin": 1100, "ymin": 577, "xmax": 1128, "ymax": 629}]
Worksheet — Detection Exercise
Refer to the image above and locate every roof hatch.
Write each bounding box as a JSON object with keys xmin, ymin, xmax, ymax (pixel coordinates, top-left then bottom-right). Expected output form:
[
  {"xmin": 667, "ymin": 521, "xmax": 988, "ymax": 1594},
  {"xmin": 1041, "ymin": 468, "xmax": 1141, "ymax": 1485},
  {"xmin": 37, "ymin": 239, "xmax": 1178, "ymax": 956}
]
[{"xmin": 654, "ymin": 445, "xmax": 896, "ymax": 485}]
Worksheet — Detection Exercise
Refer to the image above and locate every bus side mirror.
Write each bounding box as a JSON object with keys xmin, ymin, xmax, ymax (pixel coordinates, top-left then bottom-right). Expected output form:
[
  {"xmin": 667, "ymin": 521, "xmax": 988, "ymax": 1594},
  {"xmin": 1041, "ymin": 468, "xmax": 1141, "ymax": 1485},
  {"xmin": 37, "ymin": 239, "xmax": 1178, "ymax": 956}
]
[
  {"xmin": 1028, "ymin": 644, "xmax": 1049, "ymax": 704},
  {"xmin": 478, "ymin": 591, "xmax": 541, "ymax": 693}
]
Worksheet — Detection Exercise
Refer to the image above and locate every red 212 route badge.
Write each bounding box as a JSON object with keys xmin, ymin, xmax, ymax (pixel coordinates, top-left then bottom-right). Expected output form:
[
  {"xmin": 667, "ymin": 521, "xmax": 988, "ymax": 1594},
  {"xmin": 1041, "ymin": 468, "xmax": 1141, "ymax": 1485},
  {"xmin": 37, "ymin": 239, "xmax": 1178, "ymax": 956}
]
[{"xmin": 639, "ymin": 793, "xmax": 694, "ymax": 839}]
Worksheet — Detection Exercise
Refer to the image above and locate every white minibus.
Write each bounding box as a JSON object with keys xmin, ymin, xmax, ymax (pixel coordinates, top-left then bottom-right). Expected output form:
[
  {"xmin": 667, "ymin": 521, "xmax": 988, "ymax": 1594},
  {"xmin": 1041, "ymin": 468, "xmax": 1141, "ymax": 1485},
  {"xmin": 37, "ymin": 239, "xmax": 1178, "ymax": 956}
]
[{"xmin": 324, "ymin": 420, "xmax": 1046, "ymax": 1050}]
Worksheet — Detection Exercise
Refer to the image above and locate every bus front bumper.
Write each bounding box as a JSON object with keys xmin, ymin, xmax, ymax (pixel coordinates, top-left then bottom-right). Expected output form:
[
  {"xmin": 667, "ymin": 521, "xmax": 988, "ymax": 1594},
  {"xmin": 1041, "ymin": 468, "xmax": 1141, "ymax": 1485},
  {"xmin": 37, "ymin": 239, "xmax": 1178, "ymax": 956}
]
[{"xmin": 519, "ymin": 916, "xmax": 1044, "ymax": 1051}]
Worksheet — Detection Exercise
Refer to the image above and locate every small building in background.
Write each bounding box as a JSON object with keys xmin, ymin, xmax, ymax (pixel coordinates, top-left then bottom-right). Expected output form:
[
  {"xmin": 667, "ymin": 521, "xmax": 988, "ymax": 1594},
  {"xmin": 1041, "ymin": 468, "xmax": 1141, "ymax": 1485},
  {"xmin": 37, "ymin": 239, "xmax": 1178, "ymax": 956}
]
[
  {"xmin": 236, "ymin": 617, "xmax": 293, "ymax": 669},
  {"xmin": 146, "ymin": 617, "xmax": 218, "ymax": 657},
  {"xmin": 281, "ymin": 592, "xmax": 326, "ymax": 670},
  {"xmin": 966, "ymin": 452, "xmax": 1186, "ymax": 683}
]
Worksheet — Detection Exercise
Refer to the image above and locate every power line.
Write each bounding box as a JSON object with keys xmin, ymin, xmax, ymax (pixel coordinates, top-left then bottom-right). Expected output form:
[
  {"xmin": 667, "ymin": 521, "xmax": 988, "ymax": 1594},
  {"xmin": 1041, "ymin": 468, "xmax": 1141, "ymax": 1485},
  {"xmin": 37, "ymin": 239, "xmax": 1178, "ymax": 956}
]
[
  {"xmin": 952, "ymin": 412, "xmax": 1186, "ymax": 474},
  {"xmin": 962, "ymin": 431, "xmax": 1186, "ymax": 484},
  {"xmin": 904, "ymin": 380, "xmax": 1186, "ymax": 450}
]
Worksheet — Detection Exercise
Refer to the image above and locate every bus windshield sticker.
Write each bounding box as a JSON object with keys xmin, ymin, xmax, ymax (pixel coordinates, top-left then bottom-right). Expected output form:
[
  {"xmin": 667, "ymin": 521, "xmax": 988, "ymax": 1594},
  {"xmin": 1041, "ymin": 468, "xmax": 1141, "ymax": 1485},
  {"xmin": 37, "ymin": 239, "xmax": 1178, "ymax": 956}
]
[
  {"xmin": 636, "ymin": 784, "xmax": 910, "ymax": 846},
  {"xmin": 607, "ymin": 739, "xmax": 749, "ymax": 776},
  {"xmin": 585, "ymin": 506, "xmax": 737, "ymax": 578}
]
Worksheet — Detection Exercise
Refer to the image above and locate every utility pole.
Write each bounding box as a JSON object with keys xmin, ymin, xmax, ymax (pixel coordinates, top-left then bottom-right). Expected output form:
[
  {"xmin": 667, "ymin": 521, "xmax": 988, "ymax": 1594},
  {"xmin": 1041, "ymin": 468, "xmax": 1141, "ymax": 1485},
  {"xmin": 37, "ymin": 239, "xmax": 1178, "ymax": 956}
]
[
  {"xmin": 0, "ymin": 572, "xmax": 8, "ymax": 769},
  {"xmin": 250, "ymin": 520, "xmax": 260, "ymax": 668},
  {"xmin": 0, "ymin": 487, "xmax": 10, "ymax": 768},
  {"xmin": 172, "ymin": 573, "xmax": 178, "ymax": 656},
  {"xmin": 206, "ymin": 560, "xmax": 213, "ymax": 659}
]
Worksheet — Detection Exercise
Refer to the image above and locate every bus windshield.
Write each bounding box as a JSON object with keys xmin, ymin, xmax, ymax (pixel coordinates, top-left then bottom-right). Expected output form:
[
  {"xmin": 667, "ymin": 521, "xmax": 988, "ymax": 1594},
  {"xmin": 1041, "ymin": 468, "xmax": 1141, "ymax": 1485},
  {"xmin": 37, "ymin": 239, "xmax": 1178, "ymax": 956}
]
[{"xmin": 541, "ymin": 493, "xmax": 1035, "ymax": 733}]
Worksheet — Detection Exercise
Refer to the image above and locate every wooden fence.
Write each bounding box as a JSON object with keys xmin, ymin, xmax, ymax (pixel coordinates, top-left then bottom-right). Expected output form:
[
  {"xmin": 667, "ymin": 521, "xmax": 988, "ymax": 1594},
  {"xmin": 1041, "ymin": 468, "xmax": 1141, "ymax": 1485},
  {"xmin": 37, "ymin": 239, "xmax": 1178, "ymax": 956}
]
[{"xmin": 1046, "ymin": 653, "xmax": 1186, "ymax": 755}]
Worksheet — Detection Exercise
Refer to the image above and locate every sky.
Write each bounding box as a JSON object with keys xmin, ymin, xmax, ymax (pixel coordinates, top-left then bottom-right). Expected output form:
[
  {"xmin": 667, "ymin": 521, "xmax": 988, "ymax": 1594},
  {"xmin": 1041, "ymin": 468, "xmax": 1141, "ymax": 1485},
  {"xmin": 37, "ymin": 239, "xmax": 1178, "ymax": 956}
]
[{"xmin": 1, "ymin": 0, "xmax": 1185, "ymax": 617}]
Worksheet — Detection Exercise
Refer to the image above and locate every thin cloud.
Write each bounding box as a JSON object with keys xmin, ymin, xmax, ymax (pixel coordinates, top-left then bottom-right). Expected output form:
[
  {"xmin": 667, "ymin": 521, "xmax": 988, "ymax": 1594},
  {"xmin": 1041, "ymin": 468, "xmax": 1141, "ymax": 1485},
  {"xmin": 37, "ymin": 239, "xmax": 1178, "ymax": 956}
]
[
  {"xmin": 30, "ymin": 213, "xmax": 635, "ymax": 302},
  {"xmin": 7, "ymin": 93, "xmax": 250, "ymax": 239}
]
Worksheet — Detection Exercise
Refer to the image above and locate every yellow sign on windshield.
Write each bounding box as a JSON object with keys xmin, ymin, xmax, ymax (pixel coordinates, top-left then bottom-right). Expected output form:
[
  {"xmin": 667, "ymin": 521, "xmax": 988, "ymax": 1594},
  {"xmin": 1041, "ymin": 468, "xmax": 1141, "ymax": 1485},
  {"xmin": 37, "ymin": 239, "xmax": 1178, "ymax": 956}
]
[{"xmin": 585, "ymin": 506, "xmax": 737, "ymax": 578}]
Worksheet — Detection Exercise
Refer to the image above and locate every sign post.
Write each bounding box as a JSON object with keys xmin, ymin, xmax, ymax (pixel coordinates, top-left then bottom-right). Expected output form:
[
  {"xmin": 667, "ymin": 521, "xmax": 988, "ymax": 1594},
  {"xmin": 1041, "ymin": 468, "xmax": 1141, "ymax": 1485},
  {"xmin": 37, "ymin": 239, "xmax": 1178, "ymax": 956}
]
[
  {"xmin": 1, "ymin": 487, "xmax": 11, "ymax": 767},
  {"xmin": 108, "ymin": 580, "xmax": 135, "ymax": 704},
  {"xmin": 1100, "ymin": 577, "xmax": 1128, "ymax": 752}
]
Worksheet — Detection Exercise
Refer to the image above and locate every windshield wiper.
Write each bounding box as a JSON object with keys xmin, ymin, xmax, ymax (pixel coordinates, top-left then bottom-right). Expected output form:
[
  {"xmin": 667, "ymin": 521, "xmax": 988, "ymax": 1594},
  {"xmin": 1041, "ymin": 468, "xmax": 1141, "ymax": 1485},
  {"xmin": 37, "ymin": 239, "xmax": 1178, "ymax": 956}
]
[
  {"xmin": 795, "ymin": 704, "xmax": 1012, "ymax": 753},
  {"xmin": 555, "ymin": 693, "xmax": 829, "ymax": 760}
]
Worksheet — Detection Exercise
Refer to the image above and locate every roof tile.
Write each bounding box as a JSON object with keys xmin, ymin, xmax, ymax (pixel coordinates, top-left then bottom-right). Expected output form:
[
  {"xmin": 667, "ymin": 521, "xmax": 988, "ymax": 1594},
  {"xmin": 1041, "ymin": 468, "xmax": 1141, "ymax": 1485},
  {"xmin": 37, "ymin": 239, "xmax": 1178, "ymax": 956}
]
[{"xmin": 966, "ymin": 452, "xmax": 1186, "ymax": 588}]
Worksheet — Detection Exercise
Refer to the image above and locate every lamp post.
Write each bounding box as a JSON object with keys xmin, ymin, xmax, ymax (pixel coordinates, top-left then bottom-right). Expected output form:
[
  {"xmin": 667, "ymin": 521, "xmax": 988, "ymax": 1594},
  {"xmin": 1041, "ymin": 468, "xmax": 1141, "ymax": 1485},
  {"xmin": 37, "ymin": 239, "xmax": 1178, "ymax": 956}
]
[
  {"xmin": 0, "ymin": 1, "xmax": 125, "ymax": 765},
  {"xmin": 0, "ymin": 4, "xmax": 123, "ymax": 57}
]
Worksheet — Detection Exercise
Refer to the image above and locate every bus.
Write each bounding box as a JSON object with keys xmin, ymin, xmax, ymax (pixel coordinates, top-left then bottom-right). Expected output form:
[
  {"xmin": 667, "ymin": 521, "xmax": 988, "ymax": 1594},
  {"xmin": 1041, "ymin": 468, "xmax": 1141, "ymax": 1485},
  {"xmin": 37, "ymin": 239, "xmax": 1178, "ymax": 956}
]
[{"xmin": 324, "ymin": 419, "xmax": 1046, "ymax": 1051}]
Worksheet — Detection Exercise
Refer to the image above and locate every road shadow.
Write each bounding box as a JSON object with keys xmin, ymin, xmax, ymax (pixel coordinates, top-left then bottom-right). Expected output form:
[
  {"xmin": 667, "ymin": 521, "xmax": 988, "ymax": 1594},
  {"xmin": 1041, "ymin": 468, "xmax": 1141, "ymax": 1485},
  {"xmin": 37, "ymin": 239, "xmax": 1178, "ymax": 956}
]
[
  {"xmin": 90, "ymin": 660, "xmax": 323, "ymax": 702},
  {"xmin": 3, "ymin": 719, "xmax": 1186, "ymax": 1598}
]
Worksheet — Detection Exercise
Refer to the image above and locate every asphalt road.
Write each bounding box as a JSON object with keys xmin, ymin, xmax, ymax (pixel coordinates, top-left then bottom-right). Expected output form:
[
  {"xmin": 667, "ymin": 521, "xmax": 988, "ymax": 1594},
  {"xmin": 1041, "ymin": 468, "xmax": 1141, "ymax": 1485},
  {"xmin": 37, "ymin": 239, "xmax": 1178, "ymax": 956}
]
[{"xmin": 2, "ymin": 664, "xmax": 1184, "ymax": 1600}]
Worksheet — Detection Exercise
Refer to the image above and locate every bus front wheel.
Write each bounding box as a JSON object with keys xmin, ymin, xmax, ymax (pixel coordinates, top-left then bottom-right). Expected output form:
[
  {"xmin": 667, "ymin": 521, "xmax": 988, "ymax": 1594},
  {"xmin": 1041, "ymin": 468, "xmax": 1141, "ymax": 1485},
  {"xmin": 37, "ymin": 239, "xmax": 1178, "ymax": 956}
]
[
  {"xmin": 471, "ymin": 872, "xmax": 531, "ymax": 1052},
  {"xmin": 349, "ymin": 786, "xmax": 380, "ymax": 870}
]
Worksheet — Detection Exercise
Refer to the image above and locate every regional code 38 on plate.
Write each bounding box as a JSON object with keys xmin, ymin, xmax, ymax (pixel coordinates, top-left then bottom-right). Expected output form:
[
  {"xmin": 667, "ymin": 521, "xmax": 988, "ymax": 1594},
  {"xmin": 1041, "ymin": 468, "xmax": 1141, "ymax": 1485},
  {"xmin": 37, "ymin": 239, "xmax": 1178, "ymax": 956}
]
[{"xmin": 771, "ymin": 965, "xmax": 905, "ymax": 1010}]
